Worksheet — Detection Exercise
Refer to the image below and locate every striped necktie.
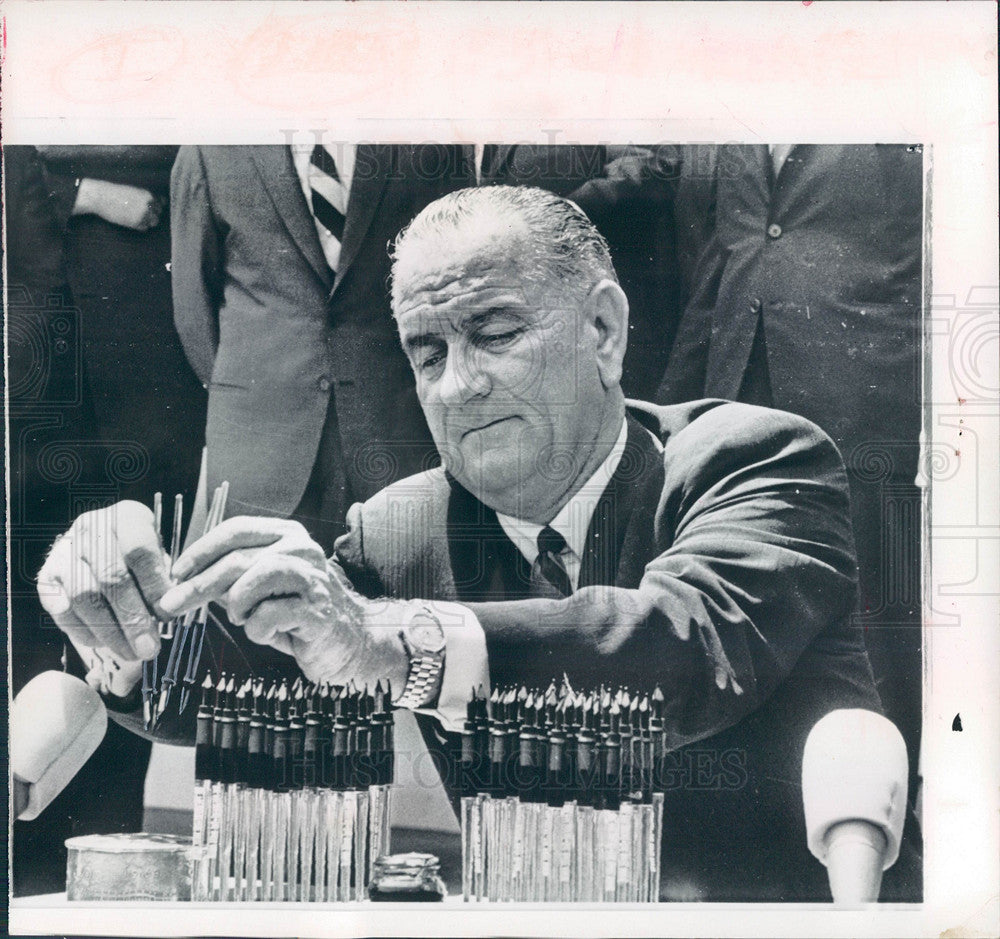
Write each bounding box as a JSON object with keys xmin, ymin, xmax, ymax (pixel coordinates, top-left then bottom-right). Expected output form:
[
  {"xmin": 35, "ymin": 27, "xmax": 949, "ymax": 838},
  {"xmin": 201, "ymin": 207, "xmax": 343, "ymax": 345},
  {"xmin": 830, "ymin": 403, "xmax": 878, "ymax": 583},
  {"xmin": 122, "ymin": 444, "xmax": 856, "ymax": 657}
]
[
  {"xmin": 309, "ymin": 144, "xmax": 347, "ymax": 243},
  {"xmin": 533, "ymin": 526, "xmax": 572, "ymax": 598}
]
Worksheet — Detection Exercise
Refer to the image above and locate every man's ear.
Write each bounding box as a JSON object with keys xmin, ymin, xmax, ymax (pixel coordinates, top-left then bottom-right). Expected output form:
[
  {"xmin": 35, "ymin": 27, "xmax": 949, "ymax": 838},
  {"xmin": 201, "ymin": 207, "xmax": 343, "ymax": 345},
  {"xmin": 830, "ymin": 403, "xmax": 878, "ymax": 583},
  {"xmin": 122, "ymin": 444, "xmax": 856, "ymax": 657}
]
[{"xmin": 584, "ymin": 279, "xmax": 629, "ymax": 389}]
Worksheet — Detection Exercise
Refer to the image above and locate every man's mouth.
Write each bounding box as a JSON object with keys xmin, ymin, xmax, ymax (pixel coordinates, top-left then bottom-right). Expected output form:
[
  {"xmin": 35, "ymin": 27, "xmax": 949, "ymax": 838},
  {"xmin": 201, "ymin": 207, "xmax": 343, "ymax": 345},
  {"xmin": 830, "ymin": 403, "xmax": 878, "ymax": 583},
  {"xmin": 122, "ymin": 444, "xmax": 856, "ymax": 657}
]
[{"xmin": 460, "ymin": 417, "xmax": 516, "ymax": 439}]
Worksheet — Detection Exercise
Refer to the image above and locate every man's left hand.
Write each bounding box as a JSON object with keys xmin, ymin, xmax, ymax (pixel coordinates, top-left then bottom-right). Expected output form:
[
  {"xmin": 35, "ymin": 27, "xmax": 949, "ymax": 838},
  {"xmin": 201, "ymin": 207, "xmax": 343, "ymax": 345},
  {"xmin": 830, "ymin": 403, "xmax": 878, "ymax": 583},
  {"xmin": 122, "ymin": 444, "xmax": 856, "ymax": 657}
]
[{"xmin": 159, "ymin": 518, "xmax": 408, "ymax": 690}]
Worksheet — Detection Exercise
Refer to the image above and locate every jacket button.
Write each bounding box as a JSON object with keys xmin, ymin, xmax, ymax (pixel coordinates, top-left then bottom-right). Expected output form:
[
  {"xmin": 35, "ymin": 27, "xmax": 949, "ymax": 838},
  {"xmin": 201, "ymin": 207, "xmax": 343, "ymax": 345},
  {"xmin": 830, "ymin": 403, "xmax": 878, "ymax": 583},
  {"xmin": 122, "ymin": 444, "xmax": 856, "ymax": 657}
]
[
  {"xmin": 318, "ymin": 377, "xmax": 331, "ymax": 392},
  {"xmin": 749, "ymin": 298, "xmax": 762, "ymax": 315},
  {"xmin": 766, "ymin": 223, "xmax": 783, "ymax": 239}
]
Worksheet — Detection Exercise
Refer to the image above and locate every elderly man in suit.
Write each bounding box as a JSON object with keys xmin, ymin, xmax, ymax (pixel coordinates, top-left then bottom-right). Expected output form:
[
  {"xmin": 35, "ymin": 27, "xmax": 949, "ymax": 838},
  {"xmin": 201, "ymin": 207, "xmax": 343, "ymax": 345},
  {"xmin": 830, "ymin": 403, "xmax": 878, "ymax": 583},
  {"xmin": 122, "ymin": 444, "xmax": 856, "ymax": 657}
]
[{"xmin": 39, "ymin": 186, "xmax": 917, "ymax": 900}]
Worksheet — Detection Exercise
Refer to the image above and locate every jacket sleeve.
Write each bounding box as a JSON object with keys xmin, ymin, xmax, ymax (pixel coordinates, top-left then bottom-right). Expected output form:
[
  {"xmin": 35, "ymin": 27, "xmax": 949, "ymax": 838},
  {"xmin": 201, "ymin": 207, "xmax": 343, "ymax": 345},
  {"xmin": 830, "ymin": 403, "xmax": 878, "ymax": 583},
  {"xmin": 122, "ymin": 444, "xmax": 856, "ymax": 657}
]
[
  {"xmin": 567, "ymin": 145, "xmax": 681, "ymax": 227},
  {"xmin": 465, "ymin": 406, "xmax": 860, "ymax": 751},
  {"xmin": 170, "ymin": 146, "xmax": 223, "ymax": 386}
]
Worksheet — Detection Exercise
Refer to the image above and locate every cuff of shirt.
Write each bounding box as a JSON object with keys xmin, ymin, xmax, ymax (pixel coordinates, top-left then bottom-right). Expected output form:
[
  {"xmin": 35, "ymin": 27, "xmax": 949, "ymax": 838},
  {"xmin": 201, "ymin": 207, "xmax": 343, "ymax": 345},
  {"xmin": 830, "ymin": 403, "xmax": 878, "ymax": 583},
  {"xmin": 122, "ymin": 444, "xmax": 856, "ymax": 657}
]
[{"xmin": 412, "ymin": 600, "xmax": 490, "ymax": 735}]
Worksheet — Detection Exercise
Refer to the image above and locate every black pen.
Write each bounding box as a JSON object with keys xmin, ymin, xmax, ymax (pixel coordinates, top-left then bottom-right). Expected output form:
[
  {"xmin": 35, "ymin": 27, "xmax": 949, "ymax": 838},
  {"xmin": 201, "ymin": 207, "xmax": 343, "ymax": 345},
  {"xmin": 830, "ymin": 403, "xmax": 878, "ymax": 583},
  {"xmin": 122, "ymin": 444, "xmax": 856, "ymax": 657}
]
[
  {"xmin": 601, "ymin": 701, "xmax": 622, "ymax": 811},
  {"xmin": 288, "ymin": 677, "xmax": 306, "ymax": 791},
  {"xmin": 575, "ymin": 694, "xmax": 597, "ymax": 807},
  {"xmin": 517, "ymin": 691, "xmax": 544, "ymax": 804},
  {"xmin": 650, "ymin": 685, "xmax": 665, "ymax": 797}
]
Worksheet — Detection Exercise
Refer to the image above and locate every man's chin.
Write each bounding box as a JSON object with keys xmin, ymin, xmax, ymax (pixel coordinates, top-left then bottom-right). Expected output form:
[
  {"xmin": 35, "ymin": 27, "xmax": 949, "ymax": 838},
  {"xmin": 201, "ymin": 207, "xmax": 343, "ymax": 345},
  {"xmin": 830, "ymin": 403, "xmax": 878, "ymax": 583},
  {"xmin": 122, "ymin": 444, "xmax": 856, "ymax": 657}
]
[{"xmin": 446, "ymin": 457, "xmax": 528, "ymax": 512}]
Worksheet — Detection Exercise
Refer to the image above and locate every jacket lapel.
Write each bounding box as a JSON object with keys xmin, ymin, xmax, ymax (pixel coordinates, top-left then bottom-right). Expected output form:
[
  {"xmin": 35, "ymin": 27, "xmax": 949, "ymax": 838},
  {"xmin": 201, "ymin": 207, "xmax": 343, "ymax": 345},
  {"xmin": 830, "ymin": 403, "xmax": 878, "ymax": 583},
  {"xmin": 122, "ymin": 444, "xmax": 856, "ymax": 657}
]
[
  {"xmin": 333, "ymin": 144, "xmax": 390, "ymax": 294},
  {"xmin": 578, "ymin": 415, "xmax": 663, "ymax": 589},
  {"xmin": 445, "ymin": 474, "xmax": 532, "ymax": 603},
  {"xmin": 248, "ymin": 147, "xmax": 332, "ymax": 291}
]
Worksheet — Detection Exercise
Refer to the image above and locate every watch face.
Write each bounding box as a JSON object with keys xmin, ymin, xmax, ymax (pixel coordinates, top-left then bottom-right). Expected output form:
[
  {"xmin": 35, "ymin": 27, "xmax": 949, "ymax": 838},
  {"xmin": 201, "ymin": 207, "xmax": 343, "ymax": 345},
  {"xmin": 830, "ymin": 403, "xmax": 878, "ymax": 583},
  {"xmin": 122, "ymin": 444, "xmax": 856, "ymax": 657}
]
[{"xmin": 409, "ymin": 616, "xmax": 446, "ymax": 655}]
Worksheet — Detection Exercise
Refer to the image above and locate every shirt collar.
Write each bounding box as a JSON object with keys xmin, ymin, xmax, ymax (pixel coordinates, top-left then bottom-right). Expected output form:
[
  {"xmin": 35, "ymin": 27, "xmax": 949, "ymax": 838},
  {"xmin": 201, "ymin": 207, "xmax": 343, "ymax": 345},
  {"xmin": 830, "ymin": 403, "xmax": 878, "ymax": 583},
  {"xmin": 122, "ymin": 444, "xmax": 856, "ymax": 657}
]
[{"xmin": 496, "ymin": 417, "xmax": 630, "ymax": 566}]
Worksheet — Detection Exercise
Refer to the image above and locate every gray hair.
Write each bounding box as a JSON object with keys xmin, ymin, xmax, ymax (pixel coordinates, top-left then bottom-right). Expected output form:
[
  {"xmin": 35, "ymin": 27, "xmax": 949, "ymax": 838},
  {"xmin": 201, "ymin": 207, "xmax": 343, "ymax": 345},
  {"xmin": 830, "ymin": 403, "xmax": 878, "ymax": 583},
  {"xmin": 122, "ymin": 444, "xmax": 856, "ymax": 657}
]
[{"xmin": 390, "ymin": 185, "xmax": 618, "ymax": 308}]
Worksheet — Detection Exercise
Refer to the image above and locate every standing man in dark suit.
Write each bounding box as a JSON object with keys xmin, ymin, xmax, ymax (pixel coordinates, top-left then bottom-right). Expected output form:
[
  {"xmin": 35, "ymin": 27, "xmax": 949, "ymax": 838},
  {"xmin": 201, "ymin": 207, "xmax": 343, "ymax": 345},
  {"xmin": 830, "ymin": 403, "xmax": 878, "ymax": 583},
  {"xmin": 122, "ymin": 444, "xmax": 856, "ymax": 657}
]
[
  {"xmin": 475, "ymin": 143, "xmax": 683, "ymax": 400},
  {"xmin": 656, "ymin": 145, "xmax": 924, "ymax": 798},
  {"xmin": 37, "ymin": 146, "xmax": 206, "ymax": 508},
  {"xmin": 171, "ymin": 143, "xmax": 471, "ymax": 551},
  {"xmin": 41, "ymin": 187, "xmax": 917, "ymax": 900}
]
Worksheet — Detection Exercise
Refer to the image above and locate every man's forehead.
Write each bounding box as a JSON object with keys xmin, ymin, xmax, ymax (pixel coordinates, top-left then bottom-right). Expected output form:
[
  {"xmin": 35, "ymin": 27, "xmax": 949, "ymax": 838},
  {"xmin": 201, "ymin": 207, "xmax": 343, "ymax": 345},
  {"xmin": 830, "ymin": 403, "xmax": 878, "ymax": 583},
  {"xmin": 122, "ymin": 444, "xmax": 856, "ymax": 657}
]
[{"xmin": 396, "ymin": 246, "xmax": 542, "ymax": 321}]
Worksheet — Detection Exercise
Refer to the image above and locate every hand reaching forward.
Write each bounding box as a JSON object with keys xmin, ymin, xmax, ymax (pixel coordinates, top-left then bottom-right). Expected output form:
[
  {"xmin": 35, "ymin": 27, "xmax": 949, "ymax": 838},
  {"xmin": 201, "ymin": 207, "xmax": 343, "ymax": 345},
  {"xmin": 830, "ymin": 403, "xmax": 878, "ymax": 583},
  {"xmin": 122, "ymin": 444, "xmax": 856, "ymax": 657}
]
[
  {"xmin": 160, "ymin": 517, "xmax": 408, "ymax": 691},
  {"xmin": 37, "ymin": 501, "xmax": 170, "ymax": 664}
]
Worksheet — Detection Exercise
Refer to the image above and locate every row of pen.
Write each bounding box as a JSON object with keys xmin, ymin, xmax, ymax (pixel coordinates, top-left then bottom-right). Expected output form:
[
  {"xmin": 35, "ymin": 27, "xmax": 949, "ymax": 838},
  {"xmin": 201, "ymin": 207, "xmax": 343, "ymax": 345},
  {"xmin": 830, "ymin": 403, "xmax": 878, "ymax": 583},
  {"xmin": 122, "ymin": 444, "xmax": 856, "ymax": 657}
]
[
  {"xmin": 458, "ymin": 681, "xmax": 667, "ymax": 902},
  {"xmin": 190, "ymin": 671, "xmax": 395, "ymax": 902}
]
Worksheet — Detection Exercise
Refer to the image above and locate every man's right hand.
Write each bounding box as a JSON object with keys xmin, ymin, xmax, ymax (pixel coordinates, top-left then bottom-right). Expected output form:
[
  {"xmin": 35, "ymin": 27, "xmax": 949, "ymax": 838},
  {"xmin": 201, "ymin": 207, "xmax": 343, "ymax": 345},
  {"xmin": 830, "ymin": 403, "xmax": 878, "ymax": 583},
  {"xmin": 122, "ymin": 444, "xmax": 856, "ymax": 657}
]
[
  {"xmin": 37, "ymin": 501, "xmax": 172, "ymax": 663},
  {"xmin": 73, "ymin": 179, "xmax": 164, "ymax": 231}
]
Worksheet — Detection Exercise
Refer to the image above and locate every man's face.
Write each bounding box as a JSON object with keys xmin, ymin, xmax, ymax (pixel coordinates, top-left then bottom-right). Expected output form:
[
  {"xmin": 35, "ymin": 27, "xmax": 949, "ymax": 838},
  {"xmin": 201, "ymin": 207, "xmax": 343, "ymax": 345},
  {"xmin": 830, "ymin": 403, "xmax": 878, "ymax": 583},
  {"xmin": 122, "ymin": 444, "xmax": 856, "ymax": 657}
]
[{"xmin": 394, "ymin": 226, "xmax": 609, "ymax": 521}]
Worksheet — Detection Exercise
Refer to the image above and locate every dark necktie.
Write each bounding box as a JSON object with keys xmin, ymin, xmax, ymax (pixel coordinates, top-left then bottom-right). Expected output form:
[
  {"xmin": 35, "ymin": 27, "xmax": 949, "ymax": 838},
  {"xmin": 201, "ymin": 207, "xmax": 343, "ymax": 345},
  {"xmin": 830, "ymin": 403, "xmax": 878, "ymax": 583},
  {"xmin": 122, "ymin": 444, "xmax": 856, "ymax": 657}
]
[
  {"xmin": 309, "ymin": 144, "xmax": 346, "ymax": 242},
  {"xmin": 534, "ymin": 526, "xmax": 572, "ymax": 598}
]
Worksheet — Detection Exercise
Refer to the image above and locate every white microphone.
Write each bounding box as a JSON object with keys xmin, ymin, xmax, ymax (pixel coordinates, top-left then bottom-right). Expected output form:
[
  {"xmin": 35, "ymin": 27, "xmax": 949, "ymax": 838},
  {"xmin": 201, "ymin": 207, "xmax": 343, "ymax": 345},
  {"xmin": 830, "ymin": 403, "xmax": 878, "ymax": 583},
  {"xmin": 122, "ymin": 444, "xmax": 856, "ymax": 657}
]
[
  {"xmin": 11, "ymin": 671, "xmax": 108, "ymax": 821},
  {"xmin": 802, "ymin": 708, "xmax": 909, "ymax": 904}
]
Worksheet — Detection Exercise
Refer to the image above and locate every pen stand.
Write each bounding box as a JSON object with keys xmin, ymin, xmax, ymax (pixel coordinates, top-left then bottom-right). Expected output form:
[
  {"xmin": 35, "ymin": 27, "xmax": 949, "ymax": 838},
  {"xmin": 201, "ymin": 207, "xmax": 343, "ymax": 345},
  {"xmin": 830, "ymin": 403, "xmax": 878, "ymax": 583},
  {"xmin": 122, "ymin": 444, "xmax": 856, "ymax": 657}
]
[
  {"xmin": 461, "ymin": 793, "xmax": 663, "ymax": 902},
  {"xmin": 191, "ymin": 780, "xmax": 393, "ymax": 902}
]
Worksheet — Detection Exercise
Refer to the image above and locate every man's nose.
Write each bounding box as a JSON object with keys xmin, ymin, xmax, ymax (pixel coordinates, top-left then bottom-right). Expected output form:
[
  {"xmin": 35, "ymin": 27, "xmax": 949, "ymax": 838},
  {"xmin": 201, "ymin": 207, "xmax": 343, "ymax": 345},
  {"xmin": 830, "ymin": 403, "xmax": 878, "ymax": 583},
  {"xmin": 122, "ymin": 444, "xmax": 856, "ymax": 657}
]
[{"xmin": 438, "ymin": 347, "xmax": 491, "ymax": 406}]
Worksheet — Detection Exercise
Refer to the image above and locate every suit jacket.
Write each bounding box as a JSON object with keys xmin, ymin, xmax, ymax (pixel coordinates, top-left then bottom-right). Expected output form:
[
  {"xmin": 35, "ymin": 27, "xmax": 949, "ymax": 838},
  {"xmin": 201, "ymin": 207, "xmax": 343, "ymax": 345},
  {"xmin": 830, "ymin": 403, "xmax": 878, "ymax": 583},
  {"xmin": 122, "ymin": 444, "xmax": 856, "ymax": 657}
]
[
  {"xmin": 477, "ymin": 144, "xmax": 684, "ymax": 400},
  {"xmin": 335, "ymin": 399, "xmax": 883, "ymax": 900},
  {"xmin": 171, "ymin": 145, "xmax": 472, "ymax": 521},
  {"xmin": 657, "ymin": 144, "xmax": 923, "ymax": 480}
]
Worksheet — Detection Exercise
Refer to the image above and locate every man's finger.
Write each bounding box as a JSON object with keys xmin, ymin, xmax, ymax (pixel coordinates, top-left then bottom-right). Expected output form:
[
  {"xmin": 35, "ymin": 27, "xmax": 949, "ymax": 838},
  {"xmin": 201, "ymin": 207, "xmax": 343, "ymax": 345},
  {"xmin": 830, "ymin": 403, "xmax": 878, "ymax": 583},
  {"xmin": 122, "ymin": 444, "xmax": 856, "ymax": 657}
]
[
  {"xmin": 112, "ymin": 501, "xmax": 173, "ymax": 609},
  {"xmin": 64, "ymin": 560, "xmax": 138, "ymax": 662},
  {"xmin": 171, "ymin": 517, "xmax": 300, "ymax": 581},
  {"xmin": 38, "ymin": 576, "xmax": 106, "ymax": 651},
  {"xmin": 242, "ymin": 598, "xmax": 305, "ymax": 651},
  {"xmin": 78, "ymin": 531, "xmax": 160, "ymax": 661},
  {"xmin": 227, "ymin": 555, "xmax": 321, "ymax": 627},
  {"xmin": 159, "ymin": 548, "xmax": 263, "ymax": 617},
  {"xmin": 39, "ymin": 537, "xmax": 108, "ymax": 649}
]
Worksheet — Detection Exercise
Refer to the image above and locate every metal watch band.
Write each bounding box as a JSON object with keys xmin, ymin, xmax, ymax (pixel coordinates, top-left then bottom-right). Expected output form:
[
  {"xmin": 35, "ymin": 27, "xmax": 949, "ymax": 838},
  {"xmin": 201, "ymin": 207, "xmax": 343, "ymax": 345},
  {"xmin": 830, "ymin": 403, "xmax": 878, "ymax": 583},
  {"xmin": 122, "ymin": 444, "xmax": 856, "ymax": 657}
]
[
  {"xmin": 393, "ymin": 605, "xmax": 446, "ymax": 710},
  {"xmin": 393, "ymin": 653, "xmax": 444, "ymax": 710}
]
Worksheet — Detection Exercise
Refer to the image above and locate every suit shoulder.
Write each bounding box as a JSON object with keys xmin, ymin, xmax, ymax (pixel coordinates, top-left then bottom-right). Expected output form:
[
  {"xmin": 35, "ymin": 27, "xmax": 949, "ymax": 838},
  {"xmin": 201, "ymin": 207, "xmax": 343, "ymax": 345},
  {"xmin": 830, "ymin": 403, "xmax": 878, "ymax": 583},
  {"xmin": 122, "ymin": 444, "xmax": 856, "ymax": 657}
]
[
  {"xmin": 630, "ymin": 398, "xmax": 843, "ymax": 471},
  {"xmin": 355, "ymin": 468, "xmax": 451, "ymax": 525}
]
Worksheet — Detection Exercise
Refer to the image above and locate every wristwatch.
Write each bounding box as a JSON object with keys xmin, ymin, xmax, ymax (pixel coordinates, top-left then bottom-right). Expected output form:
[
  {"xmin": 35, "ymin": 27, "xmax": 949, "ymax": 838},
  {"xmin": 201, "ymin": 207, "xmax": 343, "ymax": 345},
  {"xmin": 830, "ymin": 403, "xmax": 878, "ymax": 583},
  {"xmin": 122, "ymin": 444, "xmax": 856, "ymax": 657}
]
[{"xmin": 393, "ymin": 605, "xmax": 446, "ymax": 710}]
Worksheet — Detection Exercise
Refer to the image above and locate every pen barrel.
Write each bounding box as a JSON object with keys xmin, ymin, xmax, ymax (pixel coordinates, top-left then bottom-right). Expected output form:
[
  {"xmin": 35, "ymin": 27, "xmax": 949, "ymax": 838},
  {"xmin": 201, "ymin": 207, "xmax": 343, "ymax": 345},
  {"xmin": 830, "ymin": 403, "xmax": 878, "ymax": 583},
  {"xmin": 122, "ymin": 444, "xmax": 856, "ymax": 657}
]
[
  {"xmin": 459, "ymin": 729, "xmax": 476, "ymax": 797},
  {"xmin": 601, "ymin": 737, "xmax": 622, "ymax": 810},
  {"xmin": 358, "ymin": 723, "xmax": 374, "ymax": 782},
  {"xmin": 332, "ymin": 723, "xmax": 351, "ymax": 790},
  {"xmin": 302, "ymin": 722, "xmax": 321, "ymax": 789},
  {"xmin": 288, "ymin": 721, "xmax": 305, "ymax": 788},
  {"xmin": 488, "ymin": 729, "xmax": 507, "ymax": 797},
  {"xmin": 518, "ymin": 733, "xmax": 543, "ymax": 802},
  {"xmin": 272, "ymin": 727, "xmax": 291, "ymax": 793},
  {"xmin": 575, "ymin": 735, "xmax": 597, "ymax": 807},
  {"xmin": 218, "ymin": 717, "xmax": 238, "ymax": 785}
]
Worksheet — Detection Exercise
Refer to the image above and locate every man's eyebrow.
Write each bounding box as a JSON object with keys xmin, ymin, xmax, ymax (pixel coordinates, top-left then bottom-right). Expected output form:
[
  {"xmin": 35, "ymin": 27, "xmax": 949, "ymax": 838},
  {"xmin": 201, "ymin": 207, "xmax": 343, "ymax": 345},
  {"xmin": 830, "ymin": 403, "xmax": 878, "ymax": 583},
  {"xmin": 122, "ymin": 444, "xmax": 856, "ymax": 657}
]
[
  {"xmin": 402, "ymin": 332, "xmax": 441, "ymax": 353},
  {"xmin": 464, "ymin": 307, "xmax": 529, "ymax": 331}
]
